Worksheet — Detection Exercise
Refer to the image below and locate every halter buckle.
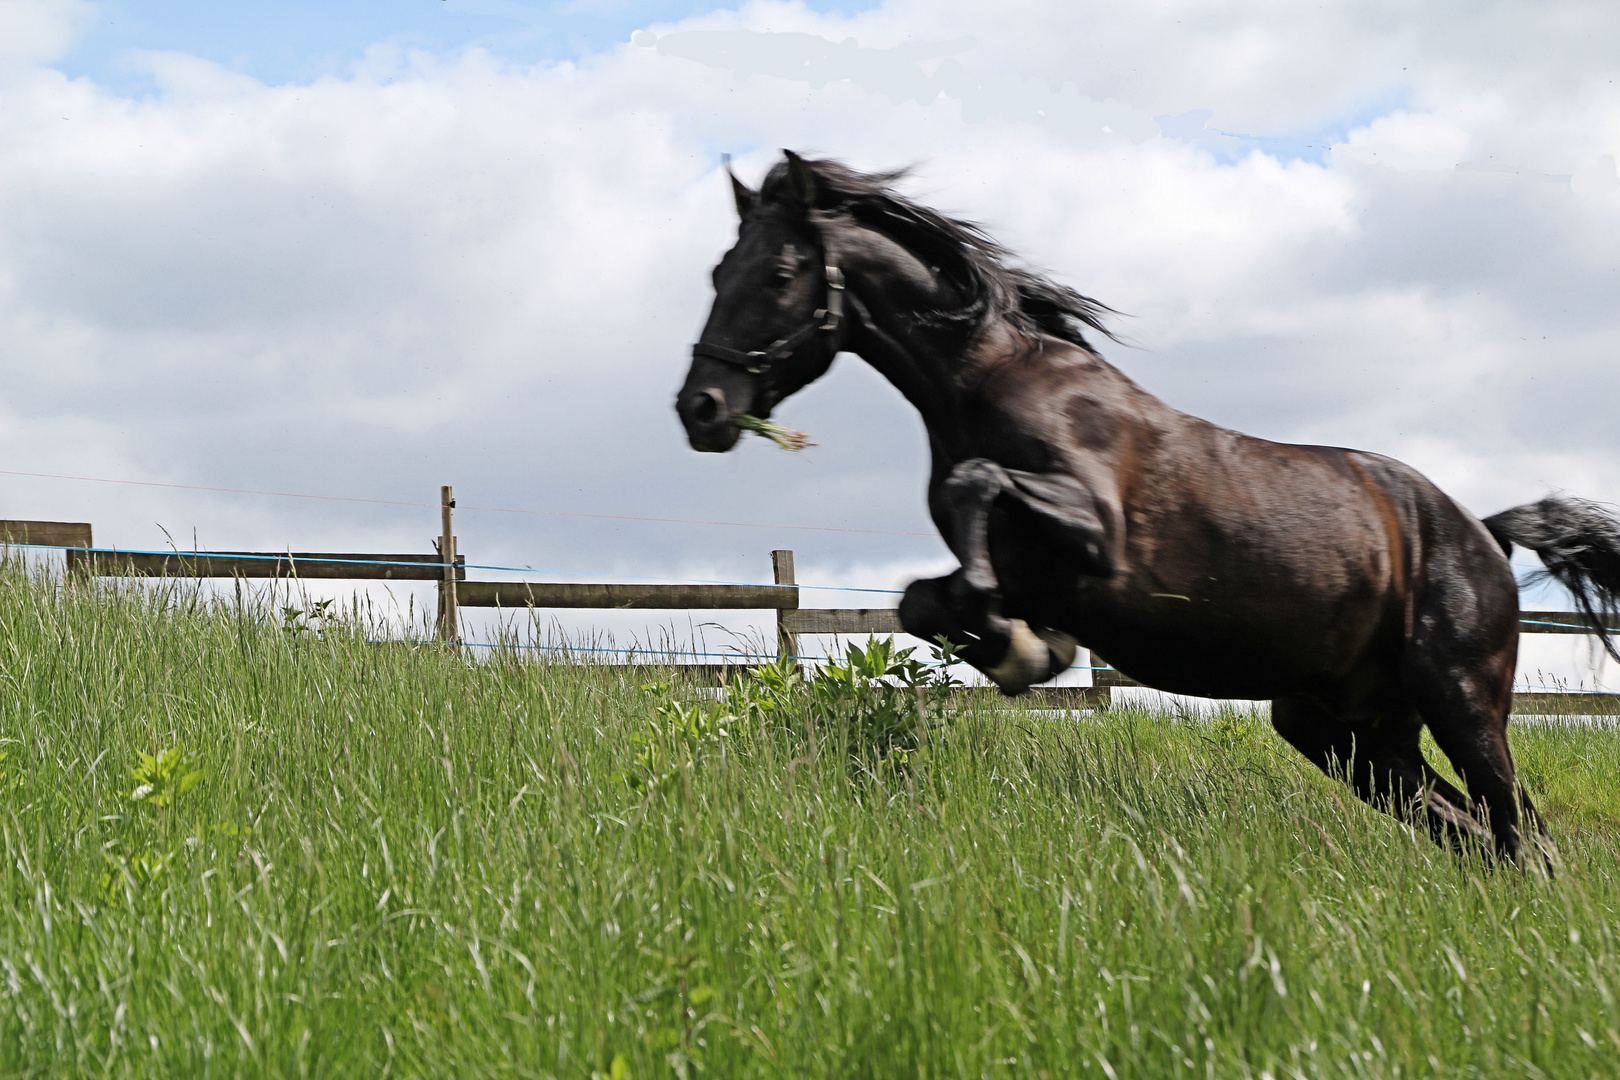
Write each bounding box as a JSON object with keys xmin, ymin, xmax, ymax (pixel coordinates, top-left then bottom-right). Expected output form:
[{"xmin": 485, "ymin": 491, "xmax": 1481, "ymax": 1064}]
[{"xmin": 820, "ymin": 265, "xmax": 845, "ymax": 331}]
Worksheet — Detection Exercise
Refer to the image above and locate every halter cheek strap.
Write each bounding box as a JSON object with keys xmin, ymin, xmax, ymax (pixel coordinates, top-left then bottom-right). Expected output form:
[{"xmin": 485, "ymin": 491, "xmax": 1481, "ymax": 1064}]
[{"xmin": 691, "ymin": 265, "xmax": 845, "ymax": 377}]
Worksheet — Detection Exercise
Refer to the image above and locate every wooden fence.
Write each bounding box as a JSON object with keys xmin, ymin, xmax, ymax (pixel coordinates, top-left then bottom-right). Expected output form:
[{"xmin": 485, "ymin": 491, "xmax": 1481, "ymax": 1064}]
[{"xmin": 4, "ymin": 501, "xmax": 1617, "ymax": 713}]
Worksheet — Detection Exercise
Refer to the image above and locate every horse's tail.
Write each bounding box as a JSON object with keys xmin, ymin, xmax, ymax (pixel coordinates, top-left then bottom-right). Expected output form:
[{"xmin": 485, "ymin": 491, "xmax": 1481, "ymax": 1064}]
[{"xmin": 1483, "ymin": 496, "xmax": 1620, "ymax": 660}]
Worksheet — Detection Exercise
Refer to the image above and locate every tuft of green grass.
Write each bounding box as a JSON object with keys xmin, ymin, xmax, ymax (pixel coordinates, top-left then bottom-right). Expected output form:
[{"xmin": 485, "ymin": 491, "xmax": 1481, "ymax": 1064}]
[
  {"xmin": 2, "ymin": 555, "xmax": 1620, "ymax": 1077},
  {"xmin": 735, "ymin": 413, "xmax": 815, "ymax": 451}
]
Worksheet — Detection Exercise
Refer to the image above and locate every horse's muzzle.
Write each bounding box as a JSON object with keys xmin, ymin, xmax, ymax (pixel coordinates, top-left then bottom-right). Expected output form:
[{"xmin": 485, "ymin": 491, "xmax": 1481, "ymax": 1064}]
[{"xmin": 676, "ymin": 387, "xmax": 742, "ymax": 452}]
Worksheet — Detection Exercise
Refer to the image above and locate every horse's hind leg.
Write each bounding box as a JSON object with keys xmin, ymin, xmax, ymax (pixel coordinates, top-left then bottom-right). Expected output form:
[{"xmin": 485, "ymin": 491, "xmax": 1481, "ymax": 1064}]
[
  {"xmin": 1271, "ymin": 697, "xmax": 1494, "ymax": 851},
  {"xmin": 1404, "ymin": 643, "xmax": 1551, "ymax": 865}
]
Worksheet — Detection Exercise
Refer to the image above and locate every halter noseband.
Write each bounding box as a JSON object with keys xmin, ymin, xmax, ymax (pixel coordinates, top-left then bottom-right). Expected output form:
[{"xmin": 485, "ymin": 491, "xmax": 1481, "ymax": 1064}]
[{"xmin": 691, "ymin": 265, "xmax": 845, "ymax": 377}]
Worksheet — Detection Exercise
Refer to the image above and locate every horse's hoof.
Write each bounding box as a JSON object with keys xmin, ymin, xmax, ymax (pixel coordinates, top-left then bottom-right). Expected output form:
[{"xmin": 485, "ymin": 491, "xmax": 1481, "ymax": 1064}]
[
  {"xmin": 1036, "ymin": 629, "xmax": 1078, "ymax": 678},
  {"xmin": 986, "ymin": 620, "xmax": 1050, "ymax": 695}
]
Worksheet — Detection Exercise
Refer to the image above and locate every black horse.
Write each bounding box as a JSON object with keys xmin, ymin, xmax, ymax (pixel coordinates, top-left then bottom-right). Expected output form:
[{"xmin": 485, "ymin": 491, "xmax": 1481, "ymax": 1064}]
[{"xmin": 676, "ymin": 151, "xmax": 1620, "ymax": 863}]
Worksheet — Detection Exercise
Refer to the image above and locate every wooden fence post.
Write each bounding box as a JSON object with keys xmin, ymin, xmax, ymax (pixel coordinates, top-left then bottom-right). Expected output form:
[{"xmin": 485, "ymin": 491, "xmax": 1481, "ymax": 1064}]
[
  {"xmin": 772, "ymin": 549, "xmax": 796, "ymax": 663},
  {"xmin": 437, "ymin": 485, "xmax": 459, "ymax": 644},
  {"xmin": 68, "ymin": 523, "xmax": 92, "ymax": 582}
]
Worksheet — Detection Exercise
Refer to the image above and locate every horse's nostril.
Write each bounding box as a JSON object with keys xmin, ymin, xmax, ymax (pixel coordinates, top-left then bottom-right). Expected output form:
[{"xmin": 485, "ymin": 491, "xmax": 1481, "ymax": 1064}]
[{"xmin": 689, "ymin": 388, "xmax": 725, "ymax": 427}]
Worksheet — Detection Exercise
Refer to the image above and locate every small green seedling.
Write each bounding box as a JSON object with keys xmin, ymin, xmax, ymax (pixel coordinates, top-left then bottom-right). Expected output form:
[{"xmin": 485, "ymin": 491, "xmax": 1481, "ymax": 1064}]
[
  {"xmin": 128, "ymin": 746, "xmax": 204, "ymax": 808},
  {"xmin": 282, "ymin": 598, "xmax": 336, "ymax": 636}
]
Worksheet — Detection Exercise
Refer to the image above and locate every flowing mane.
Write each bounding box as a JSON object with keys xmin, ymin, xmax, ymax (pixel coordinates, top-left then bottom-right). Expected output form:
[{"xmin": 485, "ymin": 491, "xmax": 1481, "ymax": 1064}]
[{"xmin": 757, "ymin": 157, "xmax": 1119, "ymax": 350}]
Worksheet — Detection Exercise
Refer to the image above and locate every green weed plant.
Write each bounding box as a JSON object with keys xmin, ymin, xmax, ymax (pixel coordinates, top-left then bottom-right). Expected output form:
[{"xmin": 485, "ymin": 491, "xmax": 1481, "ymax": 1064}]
[{"xmin": 738, "ymin": 636, "xmax": 962, "ymax": 767}]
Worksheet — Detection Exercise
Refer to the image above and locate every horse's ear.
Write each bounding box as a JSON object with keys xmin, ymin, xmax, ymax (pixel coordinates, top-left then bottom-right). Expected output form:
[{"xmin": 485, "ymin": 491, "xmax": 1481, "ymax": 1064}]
[
  {"xmin": 782, "ymin": 149, "xmax": 818, "ymax": 210},
  {"xmin": 724, "ymin": 155, "xmax": 755, "ymax": 218}
]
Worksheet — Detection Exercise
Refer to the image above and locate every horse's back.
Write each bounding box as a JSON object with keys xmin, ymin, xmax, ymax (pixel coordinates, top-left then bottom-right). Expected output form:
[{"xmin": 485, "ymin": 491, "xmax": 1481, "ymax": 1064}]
[{"xmin": 1062, "ymin": 424, "xmax": 1510, "ymax": 697}]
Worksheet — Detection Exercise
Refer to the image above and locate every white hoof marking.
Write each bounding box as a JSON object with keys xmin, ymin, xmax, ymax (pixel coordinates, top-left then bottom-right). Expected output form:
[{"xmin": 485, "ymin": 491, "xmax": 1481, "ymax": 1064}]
[{"xmin": 986, "ymin": 620, "xmax": 1049, "ymax": 695}]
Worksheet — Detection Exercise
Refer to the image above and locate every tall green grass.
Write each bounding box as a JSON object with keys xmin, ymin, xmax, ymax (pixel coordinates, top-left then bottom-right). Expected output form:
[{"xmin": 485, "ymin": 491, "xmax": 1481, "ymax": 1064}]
[{"xmin": 2, "ymin": 558, "xmax": 1620, "ymax": 1077}]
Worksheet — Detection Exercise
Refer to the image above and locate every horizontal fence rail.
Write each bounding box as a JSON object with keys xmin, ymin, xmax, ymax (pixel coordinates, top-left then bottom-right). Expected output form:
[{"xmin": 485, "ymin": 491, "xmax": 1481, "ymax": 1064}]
[
  {"xmin": 3, "ymin": 509, "xmax": 1614, "ymax": 714},
  {"xmin": 65, "ymin": 550, "xmax": 465, "ymax": 581},
  {"xmin": 782, "ymin": 608, "xmax": 900, "ymax": 635},
  {"xmin": 1, "ymin": 520, "xmax": 91, "ymax": 548},
  {"xmin": 1519, "ymin": 611, "xmax": 1620, "ymax": 634},
  {"xmin": 457, "ymin": 581, "xmax": 797, "ymax": 610}
]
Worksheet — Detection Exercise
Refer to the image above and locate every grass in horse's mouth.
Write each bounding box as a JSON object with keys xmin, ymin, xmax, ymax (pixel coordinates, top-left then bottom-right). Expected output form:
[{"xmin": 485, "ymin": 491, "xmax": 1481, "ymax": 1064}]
[{"xmin": 736, "ymin": 414, "xmax": 815, "ymax": 451}]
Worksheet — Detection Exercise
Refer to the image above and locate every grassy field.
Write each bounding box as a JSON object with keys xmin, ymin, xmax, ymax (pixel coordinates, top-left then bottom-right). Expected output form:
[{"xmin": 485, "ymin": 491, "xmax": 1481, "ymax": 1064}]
[{"xmin": 4, "ymin": 561, "xmax": 1620, "ymax": 1078}]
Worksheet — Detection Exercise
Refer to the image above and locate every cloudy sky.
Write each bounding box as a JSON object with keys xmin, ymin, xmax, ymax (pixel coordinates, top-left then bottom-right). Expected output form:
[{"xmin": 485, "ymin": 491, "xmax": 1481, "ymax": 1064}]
[{"xmin": 2, "ymin": 0, "xmax": 1617, "ymax": 684}]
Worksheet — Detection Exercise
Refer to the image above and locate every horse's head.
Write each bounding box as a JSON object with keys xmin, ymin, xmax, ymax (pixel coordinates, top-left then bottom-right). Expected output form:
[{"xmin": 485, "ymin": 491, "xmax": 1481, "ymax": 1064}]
[{"xmin": 677, "ymin": 151, "xmax": 846, "ymax": 452}]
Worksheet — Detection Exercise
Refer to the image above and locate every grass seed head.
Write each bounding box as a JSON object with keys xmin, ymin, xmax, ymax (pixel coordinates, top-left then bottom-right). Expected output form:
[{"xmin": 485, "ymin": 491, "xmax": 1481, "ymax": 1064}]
[{"xmin": 735, "ymin": 414, "xmax": 815, "ymax": 452}]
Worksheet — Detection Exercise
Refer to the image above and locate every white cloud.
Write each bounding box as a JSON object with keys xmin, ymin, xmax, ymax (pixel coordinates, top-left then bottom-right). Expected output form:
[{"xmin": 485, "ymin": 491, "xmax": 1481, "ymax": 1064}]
[
  {"xmin": 1, "ymin": 0, "xmax": 1619, "ymax": 689},
  {"xmin": 1334, "ymin": 110, "xmax": 1471, "ymax": 171},
  {"xmin": 1572, "ymin": 153, "xmax": 1620, "ymax": 199},
  {"xmin": 0, "ymin": 0, "xmax": 93, "ymax": 69}
]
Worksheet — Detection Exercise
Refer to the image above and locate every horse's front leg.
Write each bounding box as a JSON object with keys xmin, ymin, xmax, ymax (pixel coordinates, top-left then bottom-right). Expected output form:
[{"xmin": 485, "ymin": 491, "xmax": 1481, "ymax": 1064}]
[
  {"xmin": 899, "ymin": 571, "xmax": 1076, "ymax": 694},
  {"xmin": 900, "ymin": 459, "xmax": 1079, "ymax": 694}
]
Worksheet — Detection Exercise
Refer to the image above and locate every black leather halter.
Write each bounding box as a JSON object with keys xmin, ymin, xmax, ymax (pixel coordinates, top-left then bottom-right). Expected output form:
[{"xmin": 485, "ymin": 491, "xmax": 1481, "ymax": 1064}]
[{"xmin": 691, "ymin": 265, "xmax": 845, "ymax": 377}]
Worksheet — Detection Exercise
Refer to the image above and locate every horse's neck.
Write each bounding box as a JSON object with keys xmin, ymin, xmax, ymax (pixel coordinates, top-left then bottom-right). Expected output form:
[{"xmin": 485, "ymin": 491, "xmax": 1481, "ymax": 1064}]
[
  {"xmin": 845, "ymin": 272, "xmax": 1161, "ymax": 466},
  {"xmin": 844, "ymin": 304, "xmax": 961, "ymax": 426},
  {"xmin": 834, "ymin": 235, "xmax": 979, "ymax": 436}
]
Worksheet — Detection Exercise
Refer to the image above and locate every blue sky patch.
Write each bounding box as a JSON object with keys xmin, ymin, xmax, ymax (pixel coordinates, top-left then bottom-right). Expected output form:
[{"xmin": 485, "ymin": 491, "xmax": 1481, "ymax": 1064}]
[
  {"xmin": 1156, "ymin": 86, "xmax": 1413, "ymax": 166},
  {"xmin": 55, "ymin": 0, "xmax": 884, "ymax": 91}
]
